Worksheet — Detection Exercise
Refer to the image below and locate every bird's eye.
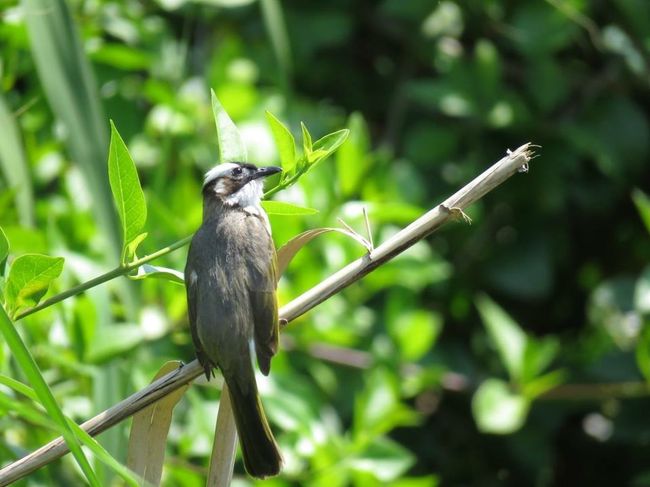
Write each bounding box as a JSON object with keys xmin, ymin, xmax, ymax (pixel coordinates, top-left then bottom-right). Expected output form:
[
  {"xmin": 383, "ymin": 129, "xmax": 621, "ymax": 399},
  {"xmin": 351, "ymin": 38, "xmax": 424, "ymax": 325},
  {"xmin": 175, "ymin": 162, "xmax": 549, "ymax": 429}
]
[{"xmin": 232, "ymin": 167, "xmax": 243, "ymax": 177}]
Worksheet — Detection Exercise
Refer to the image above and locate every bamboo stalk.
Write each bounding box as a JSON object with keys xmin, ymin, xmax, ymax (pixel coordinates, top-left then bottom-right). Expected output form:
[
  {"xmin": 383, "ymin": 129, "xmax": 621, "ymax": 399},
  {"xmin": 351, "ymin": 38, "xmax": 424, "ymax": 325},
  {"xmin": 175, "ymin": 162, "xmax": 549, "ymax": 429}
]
[{"xmin": 0, "ymin": 144, "xmax": 534, "ymax": 485}]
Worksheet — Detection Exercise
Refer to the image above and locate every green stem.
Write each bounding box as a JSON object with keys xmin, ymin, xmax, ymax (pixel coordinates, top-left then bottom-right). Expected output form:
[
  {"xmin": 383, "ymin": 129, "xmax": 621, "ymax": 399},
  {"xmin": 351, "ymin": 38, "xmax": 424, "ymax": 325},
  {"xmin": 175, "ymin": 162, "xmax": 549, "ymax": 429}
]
[{"xmin": 14, "ymin": 235, "xmax": 193, "ymax": 321}]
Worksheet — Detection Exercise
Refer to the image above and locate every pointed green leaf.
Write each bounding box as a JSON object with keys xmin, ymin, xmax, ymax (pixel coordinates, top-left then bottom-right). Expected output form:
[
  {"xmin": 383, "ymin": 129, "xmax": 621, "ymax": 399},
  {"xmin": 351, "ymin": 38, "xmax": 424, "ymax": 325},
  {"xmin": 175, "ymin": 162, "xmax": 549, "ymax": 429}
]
[
  {"xmin": 265, "ymin": 111, "xmax": 296, "ymax": 172},
  {"xmin": 301, "ymin": 121, "xmax": 313, "ymax": 154},
  {"xmin": 311, "ymin": 129, "xmax": 350, "ymax": 161},
  {"xmin": 211, "ymin": 90, "xmax": 247, "ymax": 162},
  {"xmin": 632, "ymin": 188, "xmax": 650, "ymax": 235},
  {"xmin": 472, "ymin": 378, "xmax": 530, "ymax": 434},
  {"xmin": 261, "ymin": 200, "xmax": 318, "ymax": 216},
  {"xmin": 476, "ymin": 294, "xmax": 527, "ymax": 382},
  {"xmin": 0, "ymin": 226, "xmax": 8, "ymax": 266},
  {"xmin": 108, "ymin": 121, "xmax": 147, "ymax": 264},
  {"xmin": 5, "ymin": 254, "xmax": 65, "ymax": 318}
]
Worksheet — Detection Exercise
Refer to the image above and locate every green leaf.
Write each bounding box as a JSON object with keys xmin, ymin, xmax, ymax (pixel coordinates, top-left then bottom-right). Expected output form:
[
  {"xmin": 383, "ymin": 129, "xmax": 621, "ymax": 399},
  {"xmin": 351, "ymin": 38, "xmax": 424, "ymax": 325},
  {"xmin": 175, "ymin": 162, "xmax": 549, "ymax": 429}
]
[
  {"xmin": 476, "ymin": 294, "xmax": 526, "ymax": 382},
  {"xmin": 636, "ymin": 322, "xmax": 650, "ymax": 381},
  {"xmin": 312, "ymin": 129, "xmax": 350, "ymax": 157},
  {"xmin": 211, "ymin": 89, "xmax": 247, "ymax": 162},
  {"xmin": 130, "ymin": 264, "xmax": 185, "ymax": 285},
  {"xmin": 632, "ymin": 188, "xmax": 650, "ymax": 235},
  {"xmin": 472, "ymin": 378, "xmax": 530, "ymax": 434},
  {"xmin": 349, "ymin": 436, "xmax": 415, "ymax": 482},
  {"xmin": 301, "ymin": 121, "xmax": 313, "ymax": 155},
  {"xmin": 0, "ymin": 226, "xmax": 8, "ymax": 267},
  {"xmin": 265, "ymin": 111, "xmax": 296, "ymax": 173},
  {"xmin": 388, "ymin": 310, "xmax": 442, "ymax": 361},
  {"xmin": 108, "ymin": 121, "xmax": 148, "ymax": 264},
  {"xmin": 5, "ymin": 254, "xmax": 65, "ymax": 318},
  {"xmin": 336, "ymin": 112, "xmax": 371, "ymax": 196},
  {"xmin": 261, "ymin": 200, "xmax": 318, "ymax": 216},
  {"xmin": 0, "ymin": 306, "xmax": 99, "ymax": 486}
]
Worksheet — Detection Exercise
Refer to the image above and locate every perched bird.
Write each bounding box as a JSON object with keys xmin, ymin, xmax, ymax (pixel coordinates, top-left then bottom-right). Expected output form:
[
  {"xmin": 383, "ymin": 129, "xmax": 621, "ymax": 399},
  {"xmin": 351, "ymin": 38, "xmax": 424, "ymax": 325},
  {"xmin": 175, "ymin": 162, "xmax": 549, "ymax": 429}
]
[{"xmin": 185, "ymin": 162, "xmax": 283, "ymax": 478}]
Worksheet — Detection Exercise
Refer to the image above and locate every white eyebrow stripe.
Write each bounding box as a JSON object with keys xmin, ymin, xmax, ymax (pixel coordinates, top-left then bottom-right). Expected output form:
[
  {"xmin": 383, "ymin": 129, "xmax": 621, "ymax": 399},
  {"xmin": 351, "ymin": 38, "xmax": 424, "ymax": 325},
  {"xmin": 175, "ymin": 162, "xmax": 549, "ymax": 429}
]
[{"xmin": 203, "ymin": 163, "xmax": 239, "ymax": 187}]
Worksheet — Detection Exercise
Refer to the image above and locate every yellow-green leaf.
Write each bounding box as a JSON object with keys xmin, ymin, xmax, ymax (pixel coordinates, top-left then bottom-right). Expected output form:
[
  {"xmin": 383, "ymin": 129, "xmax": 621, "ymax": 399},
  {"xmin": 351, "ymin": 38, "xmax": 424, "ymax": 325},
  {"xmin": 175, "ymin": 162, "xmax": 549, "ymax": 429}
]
[
  {"xmin": 108, "ymin": 121, "xmax": 147, "ymax": 264},
  {"xmin": 5, "ymin": 254, "xmax": 64, "ymax": 318}
]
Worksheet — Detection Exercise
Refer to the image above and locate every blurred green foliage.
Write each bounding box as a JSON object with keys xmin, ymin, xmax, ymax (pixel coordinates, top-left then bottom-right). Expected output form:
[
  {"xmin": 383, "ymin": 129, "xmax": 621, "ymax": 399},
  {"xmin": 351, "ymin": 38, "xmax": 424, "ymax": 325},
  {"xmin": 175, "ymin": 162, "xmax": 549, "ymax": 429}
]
[{"xmin": 1, "ymin": 0, "xmax": 650, "ymax": 485}]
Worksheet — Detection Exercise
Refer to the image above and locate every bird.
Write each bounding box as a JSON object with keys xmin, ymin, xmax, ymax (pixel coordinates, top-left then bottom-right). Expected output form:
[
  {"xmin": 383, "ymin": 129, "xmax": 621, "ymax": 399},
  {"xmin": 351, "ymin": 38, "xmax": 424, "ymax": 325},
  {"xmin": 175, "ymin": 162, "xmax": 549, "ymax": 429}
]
[{"xmin": 184, "ymin": 162, "xmax": 283, "ymax": 478}]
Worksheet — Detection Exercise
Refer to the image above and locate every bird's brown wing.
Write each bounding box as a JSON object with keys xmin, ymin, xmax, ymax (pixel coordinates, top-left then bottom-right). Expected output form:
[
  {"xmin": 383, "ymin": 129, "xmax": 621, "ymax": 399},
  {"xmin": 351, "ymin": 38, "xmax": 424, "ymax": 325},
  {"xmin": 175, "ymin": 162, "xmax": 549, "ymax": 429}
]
[{"xmin": 248, "ymin": 221, "xmax": 279, "ymax": 376}]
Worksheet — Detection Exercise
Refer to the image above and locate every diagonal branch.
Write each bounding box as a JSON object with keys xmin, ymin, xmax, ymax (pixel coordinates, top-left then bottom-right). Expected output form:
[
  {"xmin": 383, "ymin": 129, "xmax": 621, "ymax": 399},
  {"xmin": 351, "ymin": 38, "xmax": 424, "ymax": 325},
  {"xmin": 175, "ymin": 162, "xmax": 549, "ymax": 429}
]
[{"xmin": 0, "ymin": 143, "xmax": 534, "ymax": 485}]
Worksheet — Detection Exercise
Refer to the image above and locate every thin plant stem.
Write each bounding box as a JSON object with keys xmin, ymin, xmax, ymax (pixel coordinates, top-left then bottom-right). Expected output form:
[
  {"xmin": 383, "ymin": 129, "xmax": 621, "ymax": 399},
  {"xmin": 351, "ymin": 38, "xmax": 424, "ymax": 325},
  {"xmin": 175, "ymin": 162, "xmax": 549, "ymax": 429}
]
[{"xmin": 14, "ymin": 236, "xmax": 193, "ymax": 321}]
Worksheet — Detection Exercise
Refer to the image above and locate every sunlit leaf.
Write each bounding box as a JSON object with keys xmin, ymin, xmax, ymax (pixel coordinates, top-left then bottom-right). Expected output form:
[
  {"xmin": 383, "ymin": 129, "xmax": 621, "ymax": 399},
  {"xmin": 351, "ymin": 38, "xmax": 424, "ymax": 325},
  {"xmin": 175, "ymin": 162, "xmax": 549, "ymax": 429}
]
[
  {"xmin": 128, "ymin": 361, "xmax": 189, "ymax": 486},
  {"xmin": 108, "ymin": 121, "xmax": 147, "ymax": 264},
  {"xmin": 475, "ymin": 294, "xmax": 526, "ymax": 382},
  {"xmin": 349, "ymin": 436, "xmax": 415, "ymax": 482},
  {"xmin": 130, "ymin": 264, "xmax": 185, "ymax": 284},
  {"xmin": 265, "ymin": 111, "xmax": 296, "ymax": 173},
  {"xmin": 472, "ymin": 378, "xmax": 529, "ymax": 434},
  {"xmin": 632, "ymin": 188, "xmax": 650, "ymax": 235},
  {"xmin": 301, "ymin": 121, "xmax": 312, "ymax": 155},
  {"xmin": 5, "ymin": 254, "xmax": 64, "ymax": 318},
  {"xmin": 261, "ymin": 200, "xmax": 318, "ymax": 216},
  {"xmin": 211, "ymin": 89, "xmax": 247, "ymax": 162},
  {"xmin": 388, "ymin": 310, "xmax": 442, "ymax": 361}
]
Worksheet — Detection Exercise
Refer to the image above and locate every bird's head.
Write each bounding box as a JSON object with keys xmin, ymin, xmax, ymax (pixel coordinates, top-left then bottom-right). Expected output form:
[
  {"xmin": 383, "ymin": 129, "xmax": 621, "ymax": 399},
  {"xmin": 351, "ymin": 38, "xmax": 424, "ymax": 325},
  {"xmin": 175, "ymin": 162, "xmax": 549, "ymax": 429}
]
[{"xmin": 202, "ymin": 162, "xmax": 282, "ymax": 208}]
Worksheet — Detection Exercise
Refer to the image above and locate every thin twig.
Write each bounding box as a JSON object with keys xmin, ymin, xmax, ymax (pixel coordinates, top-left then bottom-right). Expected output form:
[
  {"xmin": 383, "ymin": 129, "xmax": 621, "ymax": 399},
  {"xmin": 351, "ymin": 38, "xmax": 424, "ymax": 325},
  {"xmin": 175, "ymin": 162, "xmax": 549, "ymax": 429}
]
[
  {"xmin": 0, "ymin": 144, "xmax": 534, "ymax": 485},
  {"xmin": 14, "ymin": 236, "xmax": 193, "ymax": 320}
]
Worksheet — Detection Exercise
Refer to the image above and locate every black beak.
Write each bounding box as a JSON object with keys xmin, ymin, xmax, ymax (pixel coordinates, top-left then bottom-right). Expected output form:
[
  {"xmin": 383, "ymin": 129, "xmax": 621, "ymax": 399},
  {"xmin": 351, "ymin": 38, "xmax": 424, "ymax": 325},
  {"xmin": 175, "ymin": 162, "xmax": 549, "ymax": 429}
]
[{"xmin": 250, "ymin": 166, "xmax": 282, "ymax": 181}]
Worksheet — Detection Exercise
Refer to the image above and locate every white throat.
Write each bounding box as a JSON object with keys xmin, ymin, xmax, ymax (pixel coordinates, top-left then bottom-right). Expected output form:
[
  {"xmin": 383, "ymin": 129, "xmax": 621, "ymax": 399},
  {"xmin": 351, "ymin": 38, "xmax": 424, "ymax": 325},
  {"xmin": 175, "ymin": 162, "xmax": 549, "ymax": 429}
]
[{"xmin": 218, "ymin": 179, "xmax": 264, "ymax": 208}]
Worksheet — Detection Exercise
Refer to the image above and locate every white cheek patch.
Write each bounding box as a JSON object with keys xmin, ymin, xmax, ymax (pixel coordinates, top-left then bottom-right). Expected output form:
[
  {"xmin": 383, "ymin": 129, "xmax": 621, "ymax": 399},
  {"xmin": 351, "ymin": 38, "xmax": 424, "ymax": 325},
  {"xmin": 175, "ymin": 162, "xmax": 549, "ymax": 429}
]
[{"xmin": 224, "ymin": 179, "xmax": 264, "ymax": 208}]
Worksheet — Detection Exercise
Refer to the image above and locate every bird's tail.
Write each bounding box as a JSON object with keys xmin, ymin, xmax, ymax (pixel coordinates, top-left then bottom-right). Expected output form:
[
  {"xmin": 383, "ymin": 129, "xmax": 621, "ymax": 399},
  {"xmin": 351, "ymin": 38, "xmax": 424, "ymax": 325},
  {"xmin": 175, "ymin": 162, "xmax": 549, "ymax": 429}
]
[{"xmin": 226, "ymin": 372, "xmax": 282, "ymax": 478}]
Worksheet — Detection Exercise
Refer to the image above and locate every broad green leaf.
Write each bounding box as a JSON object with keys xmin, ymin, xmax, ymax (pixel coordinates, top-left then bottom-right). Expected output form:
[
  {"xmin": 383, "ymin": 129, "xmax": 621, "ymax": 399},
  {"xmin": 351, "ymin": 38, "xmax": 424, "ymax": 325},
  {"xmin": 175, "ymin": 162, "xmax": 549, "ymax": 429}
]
[
  {"xmin": 0, "ymin": 226, "xmax": 8, "ymax": 266},
  {"xmin": 388, "ymin": 310, "xmax": 442, "ymax": 361},
  {"xmin": 0, "ymin": 306, "xmax": 98, "ymax": 486},
  {"xmin": 261, "ymin": 200, "xmax": 318, "ymax": 216},
  {"xmin": 87, "ymin": 323, "xmax": 145, "ymax": 363},
  {"xmin": 476, "ymin": 294, "xmax": 526, "ymax": 382},
  {"xmin": 349, "ymin": 436, "xmax": 415, "ymax": 482},
  {"xmin": 265, "ymin": 111, "xmax": 296, "ymax": 173},
  {"xmin": 211, "ymin": 90, "xmax": 247, "ymax": 162},
  {"xmin": 521, "ymin": 369, "xmax": 567, "ymax": 399},
  {"xmin": 472, "ymin": 378, "xmax": 530, "ymax": 434},
  {"xmin": 5, "ymin": 254, "xmax": 65, "ymax": 318},
  {"xmin": 632, "ymin": 188, "xmax": 650, "ymax": 235},
  {"xmin": 521, "ymin": 336, "xmax": 559, "ymax": 383},
  {"xmin": 128, "ymin": 361, "xmax": 189, "ymax": 486},
  {"xmin": 301, "ymin": 122, "xmax": 313, "ymax": 155},
  {"xmin": 130, "ymin": 264, "xmax": 185, "ymax": 285},
  {"xmin": 108, "ymin": 121, "xmax": 147, "ymax": 264}
]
